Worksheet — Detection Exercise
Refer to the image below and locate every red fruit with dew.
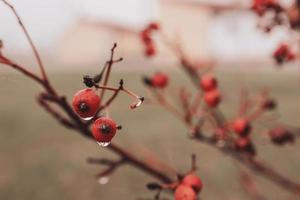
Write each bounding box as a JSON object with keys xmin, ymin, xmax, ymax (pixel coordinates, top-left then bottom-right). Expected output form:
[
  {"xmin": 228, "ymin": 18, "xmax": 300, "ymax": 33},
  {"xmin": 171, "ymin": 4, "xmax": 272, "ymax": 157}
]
[
  {"xmin": 92, "ymin": 117, "xmax": 117, "ymax": 143},
  {"xmin": 72, "ymin": 88, "xmax": 100, "ymax": 118}
]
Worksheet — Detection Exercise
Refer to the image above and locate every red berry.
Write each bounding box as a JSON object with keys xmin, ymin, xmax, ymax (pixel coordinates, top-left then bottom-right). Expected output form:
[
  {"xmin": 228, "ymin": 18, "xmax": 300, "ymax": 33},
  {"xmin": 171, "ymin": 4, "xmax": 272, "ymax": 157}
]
[
  {"xmin": 145, "ymin": 43, "xmax": 156, "ymax": 57},
  {"xmin": 204, "ymin": 89, "xmax": 221, "ymax": 107},
  {"xmin": 268, "ymin": 127, "xmax": 294, "ymax": 145},
  {"xmin": 200, "ymin": 75, "xmax": 217, "ymax": 92},
  {"xmin": 72, "ymin": 88, "xmax": 100, "ymax": 119},
  {"xmin": 234, "ymin": 137, "xmax": 256, "ymax": 156},
  {"xmin": 151, "ymin": 72, "xmax": 169, "ymax": 88},
  {"xmin": 232, "ymin": 118, "xmax": 252, "ymax": 137},
  {"xmin": 235, "ymin": 137, "xmax": 251, "ymax": 149},
  {"xmin": 174, "ymin": 185, "xmax": 197, "ymax": 200},
  {"xmin": 140, "ymin": 29, "xmax": 152, "ymax": 44},
  {"xmin": 91, "ymin": 117, "xmax": 117, "ymax": 143},
  {"xmin": 182, "ymin": 174, "xmax": 203, "ymax": 194},
  {"xmin": 148, "ymin": 22, "xmax": 160, "ymax": 30},
  {"xmin": 261, "ymin": 99, "xmax": 276, "ymax": 110},
  {"xmin": 273, "ymin": 44, "xmax": 295, "ymax": 65}
]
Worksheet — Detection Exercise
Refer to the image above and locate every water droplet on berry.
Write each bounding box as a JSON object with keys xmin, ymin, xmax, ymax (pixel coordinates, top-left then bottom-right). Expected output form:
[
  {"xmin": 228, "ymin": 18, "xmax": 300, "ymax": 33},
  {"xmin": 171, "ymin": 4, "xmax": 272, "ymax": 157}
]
[
  {"xmin": 98, "ymin": 176, "xmax": 110, "ymax": 185},
  {"xmin": 81, "ymin": 116, "xmax": 93, "ymax": 121},
  {"xmin": 97, "ymin": 141, "xmax": 111, "ymax": 147}
]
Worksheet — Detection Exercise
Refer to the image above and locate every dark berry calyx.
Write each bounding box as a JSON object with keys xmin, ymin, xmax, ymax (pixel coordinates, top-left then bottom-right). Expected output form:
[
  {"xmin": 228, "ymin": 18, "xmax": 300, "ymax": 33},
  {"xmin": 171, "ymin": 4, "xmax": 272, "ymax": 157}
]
[
  {"xmin": 78, "ymin": 102, "xmax": 89, "ymax": 112},
  {"xmin": 142, "ymin": 76, "xmax": 153, "ymax": 86},
  {"xmin": 83, "ymin": 75, "xmax": 95, "ymax": 88},
  {"xmin": 100, "ymin": 124, "xmax": 112, "ymax": 134},
  {"xmin": 146, "ymin": 182, "xmax": 161, "ymax": 190}
]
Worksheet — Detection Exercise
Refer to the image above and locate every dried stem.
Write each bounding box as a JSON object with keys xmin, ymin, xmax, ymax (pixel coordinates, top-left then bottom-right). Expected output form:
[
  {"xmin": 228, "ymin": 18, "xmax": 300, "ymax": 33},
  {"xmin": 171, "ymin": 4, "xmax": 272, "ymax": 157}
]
[{"xmin": 2, "ymin": 0, "xmax": 48, "ymax": 81}]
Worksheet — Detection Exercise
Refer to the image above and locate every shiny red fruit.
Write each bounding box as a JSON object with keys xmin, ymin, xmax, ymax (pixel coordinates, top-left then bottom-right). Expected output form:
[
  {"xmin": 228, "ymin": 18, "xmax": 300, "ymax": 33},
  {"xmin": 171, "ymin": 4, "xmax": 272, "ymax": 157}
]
[
  {"xmin": 200, "ymin": 75, "xmax": 217, "ymax": 92},
  {"xmin": 92, "ymin": 117, "xmax": 117, "ymax": 142},
  {"xmin": 232, "ymin": 118, "xmax": 251, "ymax": 137},
  {"xmin": 72, "ymin": 88, "xmax": 100, "ymax": 118},
  {"xmin": 151, "ymin": 72, "xmax": 169, "ymax": 88},
  {"xmin": 182, "ymin": 174, "xmax": 203, "ymax": 194},
  {"xmin": 204, "ymin": 89, "xmax": 221, "ymax": 107},
  {"xmin": 174, "ymin": 185, "xmax": 197, "ymax": 200}
]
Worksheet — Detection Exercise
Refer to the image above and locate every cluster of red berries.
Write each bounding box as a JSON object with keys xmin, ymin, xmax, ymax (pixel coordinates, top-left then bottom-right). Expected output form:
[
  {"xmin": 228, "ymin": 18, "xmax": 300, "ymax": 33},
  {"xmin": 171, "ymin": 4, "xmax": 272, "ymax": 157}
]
[
  {"xmin": 143, "ymin": 72, "xmax": 169, "ymax": 89},
  {"xmin": 251, "ymin": 0, "xmax": 281, "ymax": 16},
  {"xmin": 232, "ymin": 118, "xmax": 256, "ymax": 156},
  {"xmin": 140, "ymin": 22, "xmax": 160, "ymax": 57},
  {"xmin": 272, "ymin": 44, "xmax": 296, "ymax": 65},
  {"xmin": 200, "ymin": 74, "xmax": 221, "ymax": 108},
  {"xmin": 174, "ymin": 173, "xmax": 203, "ymax": 200},
  {"xmin": 72, "ymin": 84, "xmax": 120, "ymax": 146}
]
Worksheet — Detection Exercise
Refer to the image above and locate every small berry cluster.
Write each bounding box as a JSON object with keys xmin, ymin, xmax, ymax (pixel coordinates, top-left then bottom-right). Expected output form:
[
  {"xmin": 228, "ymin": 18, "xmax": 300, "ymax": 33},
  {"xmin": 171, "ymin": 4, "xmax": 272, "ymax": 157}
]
[
  {"xmin": 143, "ymin": 72, "xmax": 169, "ymax": 89},
  {"xmin": 251, "ymin": 0, "xmax": 286, "ymax": 33},
  {"xmin": 200, "ymin": 74, "xmax": 221, "ymax": 108},
  {"xmin": 272, "ymin": 44, "xmax": 296, "ymax": 65},
  {"xmin": 72, "ymin": 87, "xmax": 121, "ymax": 146},
  {"xmin": 72, "ymin": 45, "xmax": 143, "ymax": 146},
  {"xmin": 146, "ymin": 155, "xmax": 203, "ymax": 200},
  {"xmin": 140, "ymin": 22, "xmax": 160, "ymax": 57},
  {"xmin": 251, "ymin": 0, "xmax": 281, "ymax": 16}
]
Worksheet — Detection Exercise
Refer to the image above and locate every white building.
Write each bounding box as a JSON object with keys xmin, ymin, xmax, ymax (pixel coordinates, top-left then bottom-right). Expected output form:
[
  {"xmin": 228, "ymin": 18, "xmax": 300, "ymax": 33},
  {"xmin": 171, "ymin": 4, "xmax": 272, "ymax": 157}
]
[{"xmin": 0, "ymin": 0, "xmax": 291, "ymax": 69}]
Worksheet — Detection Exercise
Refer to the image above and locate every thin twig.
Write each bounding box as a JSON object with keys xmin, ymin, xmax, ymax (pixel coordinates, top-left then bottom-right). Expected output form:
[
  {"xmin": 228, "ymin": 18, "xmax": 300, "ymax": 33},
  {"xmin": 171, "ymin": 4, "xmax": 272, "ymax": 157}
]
[{"xmin": 2, "ymin": 0, "xmax": 48, "ymax": 81}]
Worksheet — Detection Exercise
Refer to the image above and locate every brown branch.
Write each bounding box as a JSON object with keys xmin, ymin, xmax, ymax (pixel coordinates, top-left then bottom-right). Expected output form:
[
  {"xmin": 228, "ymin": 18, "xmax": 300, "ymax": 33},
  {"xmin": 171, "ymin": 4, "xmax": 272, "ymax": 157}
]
[
  {"xmin": 99, "ymin": 43, "xmax": 117, "ymax": 100},
  {"xmin": 2, "ymin": 0, "xmax": 48, "ymax": 81},
  {"xmin": 240, "ymin": 170, "xmax": 268, "ymax": 200},
  {"xmin": 37, "ymin": 93, "xmax": 77, "ymax": 130},
  {"xmin": 194, "ymin": 133, "xmax": 300, "ymax": 196},
  {"xmin": 160, "ymin": 33, "xmax": 300, "ymax": 196}
]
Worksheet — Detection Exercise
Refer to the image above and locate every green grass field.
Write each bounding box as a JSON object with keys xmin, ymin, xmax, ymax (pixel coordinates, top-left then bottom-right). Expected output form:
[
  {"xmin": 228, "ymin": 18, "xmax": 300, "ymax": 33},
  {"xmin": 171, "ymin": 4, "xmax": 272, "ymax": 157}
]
[{"xmin": 0, "ymin": 68, "xmax": 300, "ymax": 200}]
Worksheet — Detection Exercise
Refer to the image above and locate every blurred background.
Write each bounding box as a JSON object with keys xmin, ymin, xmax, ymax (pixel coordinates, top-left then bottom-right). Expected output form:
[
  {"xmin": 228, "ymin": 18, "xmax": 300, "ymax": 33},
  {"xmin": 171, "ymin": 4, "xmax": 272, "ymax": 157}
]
[{"xmin": 0, "ymin": 0, "xmax": 300, "ymax": 199}]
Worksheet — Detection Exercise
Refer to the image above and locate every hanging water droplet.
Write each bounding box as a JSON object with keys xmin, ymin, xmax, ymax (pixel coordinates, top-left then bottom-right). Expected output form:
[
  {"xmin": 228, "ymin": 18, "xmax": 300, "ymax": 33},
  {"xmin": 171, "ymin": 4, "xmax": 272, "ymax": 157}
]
[
  {"xmin": 81, "ymin": 116, "xmax": 93, "ymax": 121},
  {"xmin": 130, "ymin": 97, "xmax": 144, "ymax": 109},
  {"xmin": 97, "ymin": 141, "xmax": 111, "ymax": 147},
  {"xmin": 98, "ymin": 176, "xmax": 110, "ymax": 185}
]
